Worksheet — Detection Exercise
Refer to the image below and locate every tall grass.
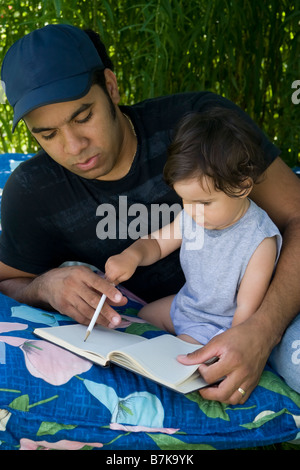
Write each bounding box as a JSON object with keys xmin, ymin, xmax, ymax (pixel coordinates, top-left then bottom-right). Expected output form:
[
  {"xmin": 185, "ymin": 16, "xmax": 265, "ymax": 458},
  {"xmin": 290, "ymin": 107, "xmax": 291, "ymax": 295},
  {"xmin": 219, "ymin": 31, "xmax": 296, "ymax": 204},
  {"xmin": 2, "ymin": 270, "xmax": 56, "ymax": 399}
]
[{"xmin": 0, "ymin": 0, "xmax": 299, "ymax": 166}]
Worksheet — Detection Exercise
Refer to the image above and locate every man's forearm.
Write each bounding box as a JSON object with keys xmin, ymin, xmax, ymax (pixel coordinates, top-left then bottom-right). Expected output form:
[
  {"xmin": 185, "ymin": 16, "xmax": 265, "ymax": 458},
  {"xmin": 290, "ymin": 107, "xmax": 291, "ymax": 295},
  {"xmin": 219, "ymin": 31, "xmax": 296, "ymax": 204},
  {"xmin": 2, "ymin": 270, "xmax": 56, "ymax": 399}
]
[
  {"xmin": 0, "ymin": 275, "xmax": 52, "ymax": 309},
  {"xmin": 255, "ymin": 216, "xmax": 300, "ymax": 347},
  {"xmin": 0, "ymin": 265, "xmax": 127, "ymax": 326}
]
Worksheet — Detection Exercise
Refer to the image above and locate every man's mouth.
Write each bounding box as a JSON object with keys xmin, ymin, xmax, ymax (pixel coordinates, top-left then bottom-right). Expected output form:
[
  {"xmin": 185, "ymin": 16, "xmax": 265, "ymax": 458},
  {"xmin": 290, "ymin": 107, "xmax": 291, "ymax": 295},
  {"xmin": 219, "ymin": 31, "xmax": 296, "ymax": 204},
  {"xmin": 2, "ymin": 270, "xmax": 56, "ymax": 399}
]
[{"xmin": 75, "ymin": 155, "xmax": 99, "ymax": 171}]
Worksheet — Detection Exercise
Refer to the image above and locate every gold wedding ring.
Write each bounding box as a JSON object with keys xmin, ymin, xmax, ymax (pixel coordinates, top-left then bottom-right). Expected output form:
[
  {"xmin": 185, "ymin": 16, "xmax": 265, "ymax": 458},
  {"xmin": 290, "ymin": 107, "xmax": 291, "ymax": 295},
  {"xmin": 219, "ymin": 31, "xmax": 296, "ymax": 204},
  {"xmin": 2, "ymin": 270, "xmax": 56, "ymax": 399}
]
[{"xmin": 237, "ymin": 387, "xmax": 246, "ymax": 397}]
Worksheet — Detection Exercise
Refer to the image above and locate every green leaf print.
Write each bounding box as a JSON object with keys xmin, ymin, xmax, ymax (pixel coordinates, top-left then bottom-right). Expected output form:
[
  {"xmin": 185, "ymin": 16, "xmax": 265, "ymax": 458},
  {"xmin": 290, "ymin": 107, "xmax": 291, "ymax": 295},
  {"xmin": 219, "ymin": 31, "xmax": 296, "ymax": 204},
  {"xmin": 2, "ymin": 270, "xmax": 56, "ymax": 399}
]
[
  {"xmin": 9, "ymin": 394, "xmax": 29, "ymax": 412},
  {"xmin": 147, "ymin": 433, "xmax": 215, "ymax": 450},
  {"xmin": 124, "ymin": 322, "xmax": 162, "ymax": 336},
  {"xmin": 241, "ymin": 408, "xmax": 289, "ymax": 430},
  {"xmin": 259, "ymin": 371, "xmax": 300, "ymax": 407},
  {"xmin": 9, "ymin": 394, "xmax": 58, "ymax": 412},
  {"xmin": 186, "ymin": 392, "xmax": 230, "ymax": 421},
  {"xmin": 37, "ymin": 421, "xmax": 77, "ymax": 436}
]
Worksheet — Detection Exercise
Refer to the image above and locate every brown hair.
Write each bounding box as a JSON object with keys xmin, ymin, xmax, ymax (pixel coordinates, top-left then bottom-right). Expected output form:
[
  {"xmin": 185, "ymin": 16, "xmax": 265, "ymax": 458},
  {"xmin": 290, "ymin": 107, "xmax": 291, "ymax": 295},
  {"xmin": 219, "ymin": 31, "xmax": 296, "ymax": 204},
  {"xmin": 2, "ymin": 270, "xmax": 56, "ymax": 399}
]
[{"xmin": 164, "ymin": 107, "xmax": 268, "ymax": 197}]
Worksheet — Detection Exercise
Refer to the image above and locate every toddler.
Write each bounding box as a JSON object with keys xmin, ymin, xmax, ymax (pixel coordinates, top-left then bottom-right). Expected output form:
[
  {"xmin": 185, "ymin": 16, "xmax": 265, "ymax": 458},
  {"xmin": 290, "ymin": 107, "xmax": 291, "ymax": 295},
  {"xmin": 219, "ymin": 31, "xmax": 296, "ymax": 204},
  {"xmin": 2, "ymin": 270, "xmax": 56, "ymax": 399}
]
[{"xmin": 105, "ymin": 107, "xmax": 282, "ymax": 345}]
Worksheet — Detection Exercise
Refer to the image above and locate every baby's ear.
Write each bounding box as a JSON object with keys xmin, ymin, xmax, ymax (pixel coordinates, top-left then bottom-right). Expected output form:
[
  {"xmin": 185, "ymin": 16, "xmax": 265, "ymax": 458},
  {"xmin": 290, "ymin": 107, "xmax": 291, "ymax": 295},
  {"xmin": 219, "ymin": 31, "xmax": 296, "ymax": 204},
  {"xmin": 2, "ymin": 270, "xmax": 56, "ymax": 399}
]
[{"xmin": 238, "ymin": 177, "xmax": 253, "ymax": 198}]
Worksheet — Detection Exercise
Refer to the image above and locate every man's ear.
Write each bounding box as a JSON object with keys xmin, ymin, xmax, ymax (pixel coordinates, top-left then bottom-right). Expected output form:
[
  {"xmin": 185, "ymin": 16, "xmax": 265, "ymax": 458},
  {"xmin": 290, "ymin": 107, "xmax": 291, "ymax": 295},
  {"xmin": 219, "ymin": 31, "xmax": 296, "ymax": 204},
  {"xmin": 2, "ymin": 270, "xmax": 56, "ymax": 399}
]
[{"xmin": 104, "ymin": 69, "xmax": 120, "ymax": 105}]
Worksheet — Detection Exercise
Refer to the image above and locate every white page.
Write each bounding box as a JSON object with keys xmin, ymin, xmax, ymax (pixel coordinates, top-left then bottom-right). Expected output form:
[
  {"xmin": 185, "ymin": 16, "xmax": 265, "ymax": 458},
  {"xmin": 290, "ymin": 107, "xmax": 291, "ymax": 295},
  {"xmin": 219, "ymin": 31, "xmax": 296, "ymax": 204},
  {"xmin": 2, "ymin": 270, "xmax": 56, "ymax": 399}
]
[
  {"xmin": 115, "ymin": 334, "xmax": 203, "ymax": 386},
  {"xmin": 36, "ymin": 323, "xmax": 146, "ymax": 358}
]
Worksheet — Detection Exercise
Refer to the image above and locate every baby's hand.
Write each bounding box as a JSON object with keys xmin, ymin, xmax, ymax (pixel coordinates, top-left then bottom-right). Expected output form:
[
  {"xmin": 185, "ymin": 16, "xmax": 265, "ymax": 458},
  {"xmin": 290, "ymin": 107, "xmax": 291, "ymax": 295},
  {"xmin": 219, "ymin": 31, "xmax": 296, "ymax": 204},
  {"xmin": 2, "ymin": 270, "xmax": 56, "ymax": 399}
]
[{"xmin": 105, "ymin": 253, "xmax": 138, "ymax": 285}]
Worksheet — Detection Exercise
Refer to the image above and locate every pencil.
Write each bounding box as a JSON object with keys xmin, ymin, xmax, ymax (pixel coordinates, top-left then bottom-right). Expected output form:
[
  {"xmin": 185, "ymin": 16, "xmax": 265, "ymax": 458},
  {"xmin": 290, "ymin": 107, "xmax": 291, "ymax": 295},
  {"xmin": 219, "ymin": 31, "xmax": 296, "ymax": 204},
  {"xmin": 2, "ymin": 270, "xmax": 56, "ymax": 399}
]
[{"xmin": 84, "ymin": 294, "xmax": 107, "ymax": 341}]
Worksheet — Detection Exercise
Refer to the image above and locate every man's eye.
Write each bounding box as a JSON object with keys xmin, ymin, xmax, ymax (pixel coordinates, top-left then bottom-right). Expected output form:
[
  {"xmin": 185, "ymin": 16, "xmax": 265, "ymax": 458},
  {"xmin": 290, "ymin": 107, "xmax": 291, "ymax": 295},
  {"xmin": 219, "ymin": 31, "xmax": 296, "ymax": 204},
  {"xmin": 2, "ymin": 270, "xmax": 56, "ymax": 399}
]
[
  {"xmin": 76, "ymin": 110, "xmax": 93, "ymax": 124},
  {"xmin": 42, "ymin": 132, "xmax": 56, "ymax": 141}
]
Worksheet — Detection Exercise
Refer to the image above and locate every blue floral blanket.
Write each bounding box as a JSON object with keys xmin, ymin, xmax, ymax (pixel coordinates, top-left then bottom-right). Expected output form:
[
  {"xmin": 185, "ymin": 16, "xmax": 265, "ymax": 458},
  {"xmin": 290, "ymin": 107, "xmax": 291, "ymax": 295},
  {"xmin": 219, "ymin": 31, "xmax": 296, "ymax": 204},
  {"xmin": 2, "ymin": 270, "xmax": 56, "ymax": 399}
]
[{"xmin": 0, "ymin": 154, "xmax": 300, "ymax": 450}]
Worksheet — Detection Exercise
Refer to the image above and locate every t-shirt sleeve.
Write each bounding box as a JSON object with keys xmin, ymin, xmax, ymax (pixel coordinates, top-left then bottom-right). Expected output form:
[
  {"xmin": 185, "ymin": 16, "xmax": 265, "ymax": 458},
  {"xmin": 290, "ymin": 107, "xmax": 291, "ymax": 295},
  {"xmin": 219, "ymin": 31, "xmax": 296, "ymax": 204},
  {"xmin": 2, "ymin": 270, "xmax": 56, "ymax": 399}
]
[{"xmin": 0, "ymin": 167, "xmax": 62, "ymax": 274}]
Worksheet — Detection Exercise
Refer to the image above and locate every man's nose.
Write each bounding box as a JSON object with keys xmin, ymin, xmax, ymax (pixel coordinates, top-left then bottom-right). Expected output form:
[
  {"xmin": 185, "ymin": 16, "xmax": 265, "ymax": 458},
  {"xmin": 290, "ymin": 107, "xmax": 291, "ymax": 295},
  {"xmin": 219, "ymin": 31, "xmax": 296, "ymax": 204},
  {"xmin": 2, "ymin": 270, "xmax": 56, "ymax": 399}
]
[{"xmin": 63, "ymin": 128, "xmax": 89, "ymax": 155}]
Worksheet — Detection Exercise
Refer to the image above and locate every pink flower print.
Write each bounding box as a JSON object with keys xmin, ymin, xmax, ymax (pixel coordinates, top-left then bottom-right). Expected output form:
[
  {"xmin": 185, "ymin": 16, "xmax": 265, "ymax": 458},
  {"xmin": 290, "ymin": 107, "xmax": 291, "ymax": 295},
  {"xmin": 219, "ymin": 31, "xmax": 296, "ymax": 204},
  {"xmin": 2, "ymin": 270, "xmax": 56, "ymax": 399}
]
[
  {"xmin": 110, "ymin": 422, "xmax": 179, "ymax": 434},
  {"xmin": 0, "ymin": 336, "xmax": 26, "ymax": 347},
  {"xmin": 0, "ymin": 322, "xmax": 28, "ymax": 333},
  {"xmin": 0, "ymin": 336, "xmax": 92, "ymax": 385},
  {"xmin": 19, "ymin": 438, "xmax": 103, "ymax": 450},
  {"xmin": 22, "ymin": 340, "xmax": 92, "ymax": 385},
  {"xmin": 117, "ymin": 314, "xmax": 147, "ymax": 329}
]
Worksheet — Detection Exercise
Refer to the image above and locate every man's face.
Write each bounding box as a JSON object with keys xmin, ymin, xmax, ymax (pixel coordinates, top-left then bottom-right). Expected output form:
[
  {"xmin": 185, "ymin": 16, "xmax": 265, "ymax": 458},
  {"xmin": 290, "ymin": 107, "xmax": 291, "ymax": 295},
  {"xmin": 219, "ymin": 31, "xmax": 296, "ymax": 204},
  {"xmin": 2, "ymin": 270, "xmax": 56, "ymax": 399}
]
[{"xmin": 24, "ymin": 77, "xmax": 126, "ymax": 180}]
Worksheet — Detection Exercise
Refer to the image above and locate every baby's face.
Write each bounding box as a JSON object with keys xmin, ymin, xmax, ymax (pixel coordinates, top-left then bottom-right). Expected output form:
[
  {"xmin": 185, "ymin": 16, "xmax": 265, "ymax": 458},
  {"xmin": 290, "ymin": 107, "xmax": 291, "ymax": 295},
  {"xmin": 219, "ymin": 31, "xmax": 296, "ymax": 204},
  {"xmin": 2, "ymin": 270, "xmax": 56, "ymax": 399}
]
[{"xmin": 173, "ymin": 177, "xmax": 249, "ymax": 230}]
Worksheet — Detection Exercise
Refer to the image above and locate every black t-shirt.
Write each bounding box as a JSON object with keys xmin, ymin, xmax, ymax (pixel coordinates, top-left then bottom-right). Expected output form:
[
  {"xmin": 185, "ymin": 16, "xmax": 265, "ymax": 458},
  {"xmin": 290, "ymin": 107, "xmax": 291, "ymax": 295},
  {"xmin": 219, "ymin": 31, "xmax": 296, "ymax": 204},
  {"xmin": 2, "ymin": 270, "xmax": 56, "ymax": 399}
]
[{"xmin": 0, "ymin": 92, "xmax": 279, "ymax": 302}]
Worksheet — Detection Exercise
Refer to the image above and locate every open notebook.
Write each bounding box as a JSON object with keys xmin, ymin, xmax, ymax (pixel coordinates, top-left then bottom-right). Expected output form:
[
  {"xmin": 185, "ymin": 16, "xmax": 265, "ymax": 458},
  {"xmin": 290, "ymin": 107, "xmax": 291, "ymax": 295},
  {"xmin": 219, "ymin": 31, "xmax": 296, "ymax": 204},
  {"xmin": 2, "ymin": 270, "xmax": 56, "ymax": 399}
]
[{"xmin": 34, "ymin": 324, "xmax": 208, "ymax": 394}]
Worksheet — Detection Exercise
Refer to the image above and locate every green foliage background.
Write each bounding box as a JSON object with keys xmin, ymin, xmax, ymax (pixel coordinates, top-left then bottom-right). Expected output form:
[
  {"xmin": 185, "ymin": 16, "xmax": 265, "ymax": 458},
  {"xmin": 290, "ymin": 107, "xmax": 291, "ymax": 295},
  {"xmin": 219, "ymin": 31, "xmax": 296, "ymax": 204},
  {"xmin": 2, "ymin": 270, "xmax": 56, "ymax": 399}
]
[{"xmin": 0, "ymin": 0, "xmax": 299, "ymax": 166}]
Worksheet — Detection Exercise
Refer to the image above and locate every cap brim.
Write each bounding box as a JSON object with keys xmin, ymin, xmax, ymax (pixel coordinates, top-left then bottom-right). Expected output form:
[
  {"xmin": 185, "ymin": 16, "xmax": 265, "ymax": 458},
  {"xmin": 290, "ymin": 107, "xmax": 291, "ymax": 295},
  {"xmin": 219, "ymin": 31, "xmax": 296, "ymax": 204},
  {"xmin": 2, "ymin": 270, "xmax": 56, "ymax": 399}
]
[{"xmin": 12, "ymin": 71, "xmax": 94, "ymax": 132}]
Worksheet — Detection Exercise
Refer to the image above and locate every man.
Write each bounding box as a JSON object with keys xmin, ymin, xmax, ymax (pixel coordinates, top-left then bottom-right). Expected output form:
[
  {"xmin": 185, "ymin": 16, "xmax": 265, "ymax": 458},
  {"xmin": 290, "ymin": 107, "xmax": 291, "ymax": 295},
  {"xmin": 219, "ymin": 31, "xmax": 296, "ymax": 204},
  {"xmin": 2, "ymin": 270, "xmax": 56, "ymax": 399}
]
[{"xmin": 1, "ymin": 24, "xmax": 300, "ymax": 404}]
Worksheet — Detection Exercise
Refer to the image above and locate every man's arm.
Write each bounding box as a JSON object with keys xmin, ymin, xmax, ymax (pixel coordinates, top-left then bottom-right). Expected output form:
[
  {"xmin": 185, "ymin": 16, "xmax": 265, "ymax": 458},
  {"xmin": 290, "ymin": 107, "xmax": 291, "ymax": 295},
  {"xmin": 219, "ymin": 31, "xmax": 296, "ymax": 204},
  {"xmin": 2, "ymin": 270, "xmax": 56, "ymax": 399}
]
[
  {"xmin": 249, "ymin": 156, "xmax": 300, "ymax": 332},
  {"xmin": 0, "ymin": 262, "xmax": 127, "ymax": 327},
  {"xmin": 178, "ymin": 157, "xmax": 300, "ymax": 403}
]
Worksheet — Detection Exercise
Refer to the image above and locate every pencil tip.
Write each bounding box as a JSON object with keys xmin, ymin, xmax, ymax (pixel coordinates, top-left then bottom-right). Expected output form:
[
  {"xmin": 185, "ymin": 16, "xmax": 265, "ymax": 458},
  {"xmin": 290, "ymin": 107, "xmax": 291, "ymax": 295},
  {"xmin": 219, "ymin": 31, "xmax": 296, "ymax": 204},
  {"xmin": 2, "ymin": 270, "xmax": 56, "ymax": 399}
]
[{"xmin": 84, "ymin": 331, "xmax": 90, "ymax": 342}]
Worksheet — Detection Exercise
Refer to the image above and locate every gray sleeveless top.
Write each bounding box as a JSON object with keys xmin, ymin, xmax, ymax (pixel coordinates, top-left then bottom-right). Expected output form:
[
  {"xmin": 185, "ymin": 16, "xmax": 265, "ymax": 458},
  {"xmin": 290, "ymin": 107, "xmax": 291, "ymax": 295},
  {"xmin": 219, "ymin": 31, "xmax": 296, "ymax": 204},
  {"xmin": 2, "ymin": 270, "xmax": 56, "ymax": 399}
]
[{"xmin": 171, "ymin": 200, "xmax": 282, "ymax": 336}]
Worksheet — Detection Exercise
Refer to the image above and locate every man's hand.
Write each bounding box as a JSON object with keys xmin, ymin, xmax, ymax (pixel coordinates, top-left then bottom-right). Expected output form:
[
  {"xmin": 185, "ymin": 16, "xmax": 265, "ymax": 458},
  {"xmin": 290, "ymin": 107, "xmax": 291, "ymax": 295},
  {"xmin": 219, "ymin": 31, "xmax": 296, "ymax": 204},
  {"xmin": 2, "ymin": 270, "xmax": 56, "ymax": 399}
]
[
  {"xmin": 33, "ymin": 265, "xmax": 127, "ymax": 327},
  {"xmin": 177, "ymin": 317, "xmax": 272, "ymax": 404}
]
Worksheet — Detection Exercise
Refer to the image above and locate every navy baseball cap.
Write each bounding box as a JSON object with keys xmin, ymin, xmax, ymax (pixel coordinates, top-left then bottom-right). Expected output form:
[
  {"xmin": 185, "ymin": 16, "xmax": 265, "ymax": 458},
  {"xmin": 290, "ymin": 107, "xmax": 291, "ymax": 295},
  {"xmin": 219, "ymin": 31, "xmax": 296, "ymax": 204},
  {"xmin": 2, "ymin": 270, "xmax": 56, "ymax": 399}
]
[{"xmin": 1, "ymin": 24, "xmax": 105, "ymax": 131}]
